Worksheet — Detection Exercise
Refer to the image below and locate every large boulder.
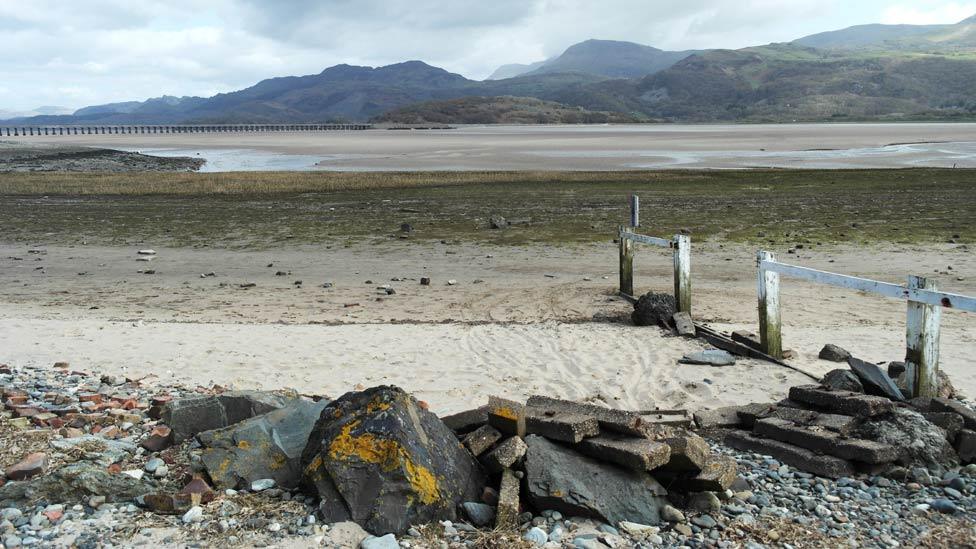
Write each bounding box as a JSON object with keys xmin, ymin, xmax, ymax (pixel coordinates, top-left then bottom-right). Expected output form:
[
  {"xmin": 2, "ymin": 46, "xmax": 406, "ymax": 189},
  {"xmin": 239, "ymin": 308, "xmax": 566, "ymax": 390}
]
[
  {"xmin": 162, "ymin": 390, "xmax": 303, "ymax": 442},
  {"xmin": 199, "ymin": 398, "xmax": 330, "ymax": 490},
  {"xmin": 0, "ymin": 463, "xmax": 155, "ymax": 507},
  {"xmin": 300, "ymin": 386, "xmax": 485, "ymax": 535},
  {"xmin": 524, "ymin": 435, "xmax": 669, "ymax": 525},
  {"xmin": 632, "ymin": 292, "xmax": 676, "ymax": 328},
  {"xmin": 855, "ymin": 408, "xmax": 959, "ymax": 474}
]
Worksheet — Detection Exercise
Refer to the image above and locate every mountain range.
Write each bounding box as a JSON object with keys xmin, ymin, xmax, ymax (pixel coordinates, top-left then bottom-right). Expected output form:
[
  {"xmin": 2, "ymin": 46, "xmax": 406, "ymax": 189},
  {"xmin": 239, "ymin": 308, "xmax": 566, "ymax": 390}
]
[{"xmin": 6, "ymin": 14, "xmax": 976, "ymax": 125}]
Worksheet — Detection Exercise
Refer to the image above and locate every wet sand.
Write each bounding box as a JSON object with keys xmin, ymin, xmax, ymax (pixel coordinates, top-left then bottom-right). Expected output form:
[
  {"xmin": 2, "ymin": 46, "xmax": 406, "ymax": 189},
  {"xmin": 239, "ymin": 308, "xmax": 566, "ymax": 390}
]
[{"xmin": 15, "ymin": 123, "xmax": 976, "ymax": 171}]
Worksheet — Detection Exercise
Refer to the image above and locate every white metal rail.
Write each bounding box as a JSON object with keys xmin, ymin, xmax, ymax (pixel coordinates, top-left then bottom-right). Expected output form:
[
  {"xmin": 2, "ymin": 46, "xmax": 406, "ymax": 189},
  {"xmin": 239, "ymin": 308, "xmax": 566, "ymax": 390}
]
[{"xmin": 757, "ymin": 251, "xmax": 975, "ymax": 397}]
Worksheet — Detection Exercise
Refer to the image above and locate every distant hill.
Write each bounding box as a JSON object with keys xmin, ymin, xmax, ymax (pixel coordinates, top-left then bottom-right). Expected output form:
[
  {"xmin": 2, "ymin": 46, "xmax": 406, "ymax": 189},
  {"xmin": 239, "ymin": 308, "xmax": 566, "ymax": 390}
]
[
  {"xmin": 625, "ymin": 44, "xmax": 976, "ymax": 121},
  {"xmin": 487, "ymin": 39, "xmax": 694, "ymax": 80},
  {"xmin": 486, "ymin": 60, "xmax": 550, "ymax": 80},
  {"xmin": 794, "ymin": 14, "xmax": 976, "ymax": 51},
  {"xmin": 372, "ymin": 96, "xmax": 643, "ymax": 124},
  {"xmin": 7, "ymin": 15, "xmax": 976, "ymax": 126}
]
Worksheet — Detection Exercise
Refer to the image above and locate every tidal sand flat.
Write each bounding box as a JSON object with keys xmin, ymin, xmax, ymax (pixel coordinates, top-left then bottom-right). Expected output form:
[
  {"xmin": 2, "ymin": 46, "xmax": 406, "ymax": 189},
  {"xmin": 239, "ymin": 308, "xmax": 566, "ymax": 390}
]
[{"xmin": 16, "ymin": 123, "xmax": 976, "ymax": 171}]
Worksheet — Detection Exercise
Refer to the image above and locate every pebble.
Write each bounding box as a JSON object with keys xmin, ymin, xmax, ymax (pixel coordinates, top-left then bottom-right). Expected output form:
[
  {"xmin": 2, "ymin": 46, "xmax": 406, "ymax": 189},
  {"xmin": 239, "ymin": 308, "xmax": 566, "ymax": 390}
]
[
  {"xmin": 523, "ymin": 526, "xmax": 548, "ymax": 546},
  {"xmin": 182, "ymin": 506, "xmax": 204, "ymax": 524},
  {"xmin": 251, "ymin": 479, "xmax": 276, "ymax": 492},
  {"xmin": 361, "ymin": 533, "xmax": 399, "ymax": 549}
]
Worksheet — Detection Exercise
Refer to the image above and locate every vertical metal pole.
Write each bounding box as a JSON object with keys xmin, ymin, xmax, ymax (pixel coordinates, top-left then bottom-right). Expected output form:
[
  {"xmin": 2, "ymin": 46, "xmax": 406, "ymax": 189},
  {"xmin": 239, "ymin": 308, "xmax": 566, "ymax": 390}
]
[
  {"xmin": 673, "ymin": 234, "xmax": 692, "ymax": 314},
  {"xmin": 907, "ymin": 276, "xmax": 941, "ymax": 398},
  {"xmin": 630, "ymin": 194, "xmax": 639, "ymax": 228},
  {"xmin": 619, "ymin": 227, "xmax": 634, "ymax": 297},
  {"xmin": 758, "ymin": 250, "xmax": 783, "ymax": 358}
]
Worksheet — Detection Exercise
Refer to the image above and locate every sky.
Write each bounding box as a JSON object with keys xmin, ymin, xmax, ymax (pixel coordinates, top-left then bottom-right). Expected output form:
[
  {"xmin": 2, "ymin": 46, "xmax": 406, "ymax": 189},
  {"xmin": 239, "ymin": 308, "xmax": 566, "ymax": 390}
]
[{"xmin": 1, "ymin": 0, "xmax": 974, "ymax": 113}]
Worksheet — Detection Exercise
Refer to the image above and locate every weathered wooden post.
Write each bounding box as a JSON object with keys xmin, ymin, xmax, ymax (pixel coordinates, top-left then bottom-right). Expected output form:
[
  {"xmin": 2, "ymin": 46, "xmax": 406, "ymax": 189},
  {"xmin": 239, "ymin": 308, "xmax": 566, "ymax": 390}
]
[
  {"xmin": 673, "ymin": 234, "xmax": 691, "ymax": 314},
  {"xmin": 630, "ymin": 194, "xmax": 640, "ymax": 228},
  {"xmin": 906, "ymin": 276, "xmax": 941, "ymax": 398},
  {"xmin": 757, "ymin": 250, "xmax": 783, "ymax": 358},
  {"xmin": 619, "ymin": 227, "xmax": 634, "ymax": 297}
]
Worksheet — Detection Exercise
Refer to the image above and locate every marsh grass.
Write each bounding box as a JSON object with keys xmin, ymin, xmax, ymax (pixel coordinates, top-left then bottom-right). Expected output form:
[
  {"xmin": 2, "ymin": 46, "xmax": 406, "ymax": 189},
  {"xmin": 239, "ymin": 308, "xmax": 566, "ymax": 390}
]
[{"xmin": 0, "ymin": 169, "xmax": 973, "ymax": 248}]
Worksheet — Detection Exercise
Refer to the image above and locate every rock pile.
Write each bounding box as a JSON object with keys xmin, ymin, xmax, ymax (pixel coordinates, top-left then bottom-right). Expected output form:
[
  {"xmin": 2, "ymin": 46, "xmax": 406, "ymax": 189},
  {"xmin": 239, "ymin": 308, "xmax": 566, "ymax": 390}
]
[
  {"xmin": 443, "ymin": 394, "xmax": 738, "ymax": 532},
  {"xmin": 695, "ymin": 356, "xmax": 973, "ymax": 480}
]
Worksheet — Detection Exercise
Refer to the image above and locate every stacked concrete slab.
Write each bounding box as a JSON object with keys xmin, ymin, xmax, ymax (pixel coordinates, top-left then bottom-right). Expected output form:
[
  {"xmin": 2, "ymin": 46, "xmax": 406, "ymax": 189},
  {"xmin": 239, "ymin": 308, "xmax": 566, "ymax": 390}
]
[
  {"xmin": 694, "ymin": 358, "xmax": 976, "ymax": 479},
  {"xmin": 443, "ymin": 394, "xmax": 737, "ymax": 528}
]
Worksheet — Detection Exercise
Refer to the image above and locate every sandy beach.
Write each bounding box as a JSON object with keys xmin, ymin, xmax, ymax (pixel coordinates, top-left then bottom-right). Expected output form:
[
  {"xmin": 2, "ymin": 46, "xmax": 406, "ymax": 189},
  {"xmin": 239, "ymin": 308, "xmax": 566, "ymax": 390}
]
[
  {"xmin": 13, "ymin": 123, "xmax": 976, "ymax": 170},
  {"xmin": 2, "ymin": 241, "xmax": 973, "ymax": 415}
]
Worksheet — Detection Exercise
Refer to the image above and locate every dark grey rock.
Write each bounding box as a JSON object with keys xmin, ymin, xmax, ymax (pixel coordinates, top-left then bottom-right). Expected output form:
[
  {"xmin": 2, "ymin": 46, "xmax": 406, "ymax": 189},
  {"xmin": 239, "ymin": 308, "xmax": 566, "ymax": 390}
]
[
  {"xmin": 162, "ymin": 390, "xmax": 301, "ymax": 442},
  {"xmin": 0, "ymin": 463, "xmax": 154, "ymax": 507},
  {"xmin": 632, "ymin": 292, "xmax": 676, "ymax": 329},
  {"xmin": 300, "ymin": 385, "xmax": 485, "ymax": 535},
  {"xmin": 847, "ymin": 357, "xmax": 904, "ymax": 401},
  {"xmin": 461, "ymin": 502, "xmax": 495, "ymax": 527},
  {"xmin": 524, "ymin": 435, "xmax": 669, "ymax": 525},
  {"xmin": 199, "ymin": 398, "xmax": 330, "ymax": 490},
  {"xmin": 818, "ymin": 344, "xmax": 851, "ymax": 362},
  {"xmin": 820, "ymin": 369, "xmax": 863, "ymax": 393}
]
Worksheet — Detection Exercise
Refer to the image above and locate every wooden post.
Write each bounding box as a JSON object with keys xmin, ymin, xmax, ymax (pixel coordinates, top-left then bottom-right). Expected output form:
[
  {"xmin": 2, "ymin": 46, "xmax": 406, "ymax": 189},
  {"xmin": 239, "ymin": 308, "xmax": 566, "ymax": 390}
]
[
  {"xmin": 630, "ymin": 194, "xmax": 640, "ymax": 228},
  {"xmin": 906, "ymin": 276, "xmax": 941, "ymax": 398},
  {"xmin": 673, "ymin": 234, "xmax": 691, "ymax": 314},
  {"xmin": 619, "ymin": 227, "xmax": 634, "ymax": 297},
  {"xmin": 757, "ymin": 250, "xmax": 783, "ymax": 358}
]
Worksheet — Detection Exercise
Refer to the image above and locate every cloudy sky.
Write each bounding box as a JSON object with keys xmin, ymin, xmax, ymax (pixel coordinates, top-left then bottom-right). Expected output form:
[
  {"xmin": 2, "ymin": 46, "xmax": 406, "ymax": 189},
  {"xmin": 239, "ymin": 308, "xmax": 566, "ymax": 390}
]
[{"xmin": 1, "ymin": 0, "xmax": 974, "ymax": 112}]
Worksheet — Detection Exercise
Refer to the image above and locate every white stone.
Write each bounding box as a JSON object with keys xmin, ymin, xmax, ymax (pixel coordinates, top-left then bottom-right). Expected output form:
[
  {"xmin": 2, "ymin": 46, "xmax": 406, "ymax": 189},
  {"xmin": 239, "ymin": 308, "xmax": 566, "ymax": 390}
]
[{"xmin": 182, "ymin": 506, "xmax": 204, "ymax": 524}]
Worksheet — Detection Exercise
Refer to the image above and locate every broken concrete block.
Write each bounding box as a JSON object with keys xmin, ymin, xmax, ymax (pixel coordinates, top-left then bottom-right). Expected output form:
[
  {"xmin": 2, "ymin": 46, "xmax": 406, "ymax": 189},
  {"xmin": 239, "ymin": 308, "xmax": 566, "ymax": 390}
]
[
  {"xmin": 764, "ymin": 408, "xmax": 860, "ymax": 436},
  {"xmin": 199, "ymin": 398, "xmax": 329, "ymax": 490},
  {"xmin": 923, "ymin": 412, "xmax": 964, "ymax": 442},
  {"xmin": 496, "ymin": 468, "xmax": 520, "ymax": 529},
  {"xmin": 525, "ymin": 412, "xmax": 599, "ymax": 443},
  {"xmin": 694, "ymin": 406, "xmax": 746, "ymax": 429},
  {"xmin": 655, "ymin": 455, "xmax": 737, "ymax": 492},
  {"xmin": 641, "ymin": 410, "xmax": 693, "ymax": 429},
  {"xmin": 524, "ymin": 435, "xmax": 669, "ymax": 525},
  {"xmin": 161, "ymin": 390, "xmax": 300, "ymax": 443},
  {"xmin": 679, "ymin": 350, "xmax": 735, "ymax": 366},
  {"xmin": 724, "ymin": 431, "xmax": 855, "ymax": 478},
  {"xmin": 735, "ymin": 403, "xmax": 779, "ymax": 429},
  {"xmin": 788, "ymin": 385, "xmax": 894, "ymax": 418},
  {"xmin": 820, "ymin": 369, "xmax": 864, "ymax": 393},
  {"xmin": 657, "ymin": 432, "xmax": 710, "ymax": 472},
  {"xmin": 480, "ymin": 437, "xmax": 528, "ymax": 474},
  {"xmin": 487, "ymin": 396, "xmax": 525, "ymax": 437},
  {"xmin": 463, "ymin": 425, "xmax": 503, "ymax": 457},
  {"xmin": 955, "ymin": 430, "xmax": 976, "ymax": 463},
  {"xmin": 525, "ymin": 395, "xmax": 643, "ymax": 436},
  {"xmin": 576, "ymin": 435, "xmax": 671, "ymax": 472},
  {"xmin": 753, "ymin": 417, "xmax": 900, "ymax": 464},
  {"xmin": 930, "ymin": 398, "xmax": 976, "ymax": 431},
  {"xmin": 672, "ymin": 312, "xmax": 695, "ymax": 337},
  {"xmin": 442, "ymin": 406, "xmax": 489, "ymax": 434},
  {"xmin": 848, "ymin": 357, "xmax": 904, "ymax": 401},
  {"xmin": 818, "ymin": 344, "xmax": 851, "ymax": 362}
]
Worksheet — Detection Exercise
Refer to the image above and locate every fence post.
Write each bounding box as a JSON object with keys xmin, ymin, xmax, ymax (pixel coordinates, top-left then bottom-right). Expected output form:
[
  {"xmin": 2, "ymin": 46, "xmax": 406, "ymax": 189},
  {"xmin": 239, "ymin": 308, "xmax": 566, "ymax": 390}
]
[
  {"xmin": 757, "ymin": 250, "xmax": 783, "ymax": 358},
  {"xmin": 630, "ymin": 194, "xmax": 639, "ymax": 228},
  {"xmin": 906, "ymin": 276, "xmax": 941, "ymax": 398},
  {"xmin": 619, "ymin": 227, "xmax": 634, "ymax": 297},
  {"xmin": 673, "ymin": 234, "xmax": 691, "ymax": 314}
]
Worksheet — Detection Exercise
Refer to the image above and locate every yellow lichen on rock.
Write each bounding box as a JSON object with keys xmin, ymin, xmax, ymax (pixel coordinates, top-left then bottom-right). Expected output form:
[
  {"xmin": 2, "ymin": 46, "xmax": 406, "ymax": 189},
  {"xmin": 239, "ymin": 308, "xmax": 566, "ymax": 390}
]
[
  {"xmin": 328, "ymin": 420, "xmax": 442, "ymax": 505},
  {"xmin": 493, "ymin": 406, "xmax": 517, "ymax": 420}
]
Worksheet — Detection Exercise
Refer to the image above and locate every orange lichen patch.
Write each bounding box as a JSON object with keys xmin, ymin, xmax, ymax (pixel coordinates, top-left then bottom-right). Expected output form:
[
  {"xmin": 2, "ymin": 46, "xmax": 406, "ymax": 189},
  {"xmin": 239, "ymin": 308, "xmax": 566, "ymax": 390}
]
[
  {"xmin": 304, "ymin": 454, "xmax": 327, "ymax": 482},
  {"xmin": 269, "ymin": 452, "xmax": 287, "ymax": 471},
  {"xmin": 328, "ymin": 420, "xmax": 441, "ymax": 505},
  {"xmin": 492, "ymin": 407, "xmax": 518, "ymax": 421},
  {"xmin": 551, "ymin": 489, "xmax": 564, "ymax": 497},
  {"xmin": 366, "ymin": 398, "xmax": 392, "ymax": 414},
  {"xmin": 332, "ymin": 408, "xmax": 343, "ymax": 418},
  {"xmin": 236, "ymin": 440, "xmax": 251, "ymax": 450}
]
